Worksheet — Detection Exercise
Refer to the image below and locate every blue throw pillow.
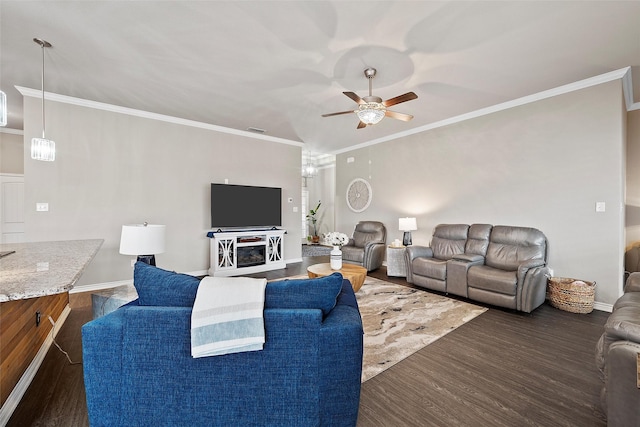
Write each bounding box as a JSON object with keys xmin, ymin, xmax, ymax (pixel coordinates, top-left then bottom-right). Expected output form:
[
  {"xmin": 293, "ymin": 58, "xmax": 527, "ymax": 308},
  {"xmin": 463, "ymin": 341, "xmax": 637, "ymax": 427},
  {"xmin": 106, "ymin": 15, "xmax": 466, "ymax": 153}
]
[
  {"xmin": 265, "ymin": 272, "xmax": 343, "ymax": 316},
  {"xmin": 133, "ymin": 262, "xmax": 201, "ymax": 307}
]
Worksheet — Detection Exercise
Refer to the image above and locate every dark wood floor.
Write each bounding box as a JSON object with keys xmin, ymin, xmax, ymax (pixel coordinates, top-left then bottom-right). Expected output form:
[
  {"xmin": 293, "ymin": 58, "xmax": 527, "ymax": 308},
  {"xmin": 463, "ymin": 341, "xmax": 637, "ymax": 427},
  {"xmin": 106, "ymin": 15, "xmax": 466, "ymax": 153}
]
[{"xmin": 8, "ymin": 256, "xmax": 609, "ymax": 426}]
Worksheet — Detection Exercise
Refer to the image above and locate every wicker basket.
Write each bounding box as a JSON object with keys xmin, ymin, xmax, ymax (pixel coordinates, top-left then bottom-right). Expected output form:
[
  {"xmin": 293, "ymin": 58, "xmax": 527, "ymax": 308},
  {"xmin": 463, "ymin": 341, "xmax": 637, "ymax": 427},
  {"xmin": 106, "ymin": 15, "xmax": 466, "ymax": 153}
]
[{"xmin": 547, "ymin": 277, "xmax": 596, "ymax": 314}]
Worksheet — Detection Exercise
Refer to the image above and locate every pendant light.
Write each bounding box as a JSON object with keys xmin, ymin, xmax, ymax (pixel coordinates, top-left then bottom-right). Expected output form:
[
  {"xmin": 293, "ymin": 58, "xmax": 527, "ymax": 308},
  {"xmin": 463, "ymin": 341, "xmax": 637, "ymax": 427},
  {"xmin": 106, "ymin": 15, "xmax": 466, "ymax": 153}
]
[
  {"xmin": 31, "ymin": 38, "xmax": 55, "ymax": 162},
  {"xmin": 0, "ymin": 90, "xmax": 6, "ymax": 127}
]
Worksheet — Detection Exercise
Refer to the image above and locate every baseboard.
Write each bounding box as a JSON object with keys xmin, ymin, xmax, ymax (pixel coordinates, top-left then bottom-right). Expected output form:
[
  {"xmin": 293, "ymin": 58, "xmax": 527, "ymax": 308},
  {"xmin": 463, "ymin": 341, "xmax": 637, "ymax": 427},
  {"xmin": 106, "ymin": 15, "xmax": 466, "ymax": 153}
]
[
  {"xmin": 69, "ymin": 279, "xmax": 131, "ymax": 294},
  {"xmin": 0, "ymin": 304, "xmax": 71, "ymax": 426},
  {"xmin": 593, "ymin": 301, "xmax": 613, "ymax": 313}
]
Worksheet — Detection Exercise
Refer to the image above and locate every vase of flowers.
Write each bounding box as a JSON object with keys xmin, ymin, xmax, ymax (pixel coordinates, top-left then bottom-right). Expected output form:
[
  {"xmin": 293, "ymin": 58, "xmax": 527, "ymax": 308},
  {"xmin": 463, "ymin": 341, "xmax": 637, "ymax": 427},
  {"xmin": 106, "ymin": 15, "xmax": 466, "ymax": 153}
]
[{"xmin": 324, "ymin": 231, "xmax": 349, "ymax": 270}]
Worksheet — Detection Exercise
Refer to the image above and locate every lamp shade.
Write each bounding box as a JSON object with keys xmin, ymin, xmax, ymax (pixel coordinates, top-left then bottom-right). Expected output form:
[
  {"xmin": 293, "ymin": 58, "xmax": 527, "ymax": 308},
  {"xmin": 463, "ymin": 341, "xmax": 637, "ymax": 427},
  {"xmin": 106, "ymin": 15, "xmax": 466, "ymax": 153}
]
[
  {"xmin": 119, "ymin": 224, "xmax": 166, "ymax": 255},
  {"xmin": 399, "ymin": 217, "xmax": 417, "ymax": 232}
]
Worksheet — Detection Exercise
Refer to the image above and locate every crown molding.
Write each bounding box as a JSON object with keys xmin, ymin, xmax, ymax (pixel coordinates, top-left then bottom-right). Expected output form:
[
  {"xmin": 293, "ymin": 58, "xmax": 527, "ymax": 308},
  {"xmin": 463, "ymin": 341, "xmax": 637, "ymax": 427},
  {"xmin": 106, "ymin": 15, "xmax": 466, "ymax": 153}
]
[
  {"xmin": 333, "ymin": 67, "xmax": 634, "ymax": 155},
  {"xmin": 12, "ymin": 66, "xmax": 635, "ymax": 155},
  {"xmin": 0, "ymin": 127, "xmax": 24, "ymax": 135},
  {"xmin": 15, "ymin": 86, "xmax": 304, "ymax": 148}
]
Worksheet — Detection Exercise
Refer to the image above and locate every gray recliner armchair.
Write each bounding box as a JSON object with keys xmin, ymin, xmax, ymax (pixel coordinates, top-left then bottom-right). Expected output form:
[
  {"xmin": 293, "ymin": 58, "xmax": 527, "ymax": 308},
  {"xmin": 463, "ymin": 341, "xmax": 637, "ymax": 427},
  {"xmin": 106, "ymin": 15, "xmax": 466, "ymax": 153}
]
[{"xmin": 341, "ymin": 221, "xmax": 386, "ymax": 271}]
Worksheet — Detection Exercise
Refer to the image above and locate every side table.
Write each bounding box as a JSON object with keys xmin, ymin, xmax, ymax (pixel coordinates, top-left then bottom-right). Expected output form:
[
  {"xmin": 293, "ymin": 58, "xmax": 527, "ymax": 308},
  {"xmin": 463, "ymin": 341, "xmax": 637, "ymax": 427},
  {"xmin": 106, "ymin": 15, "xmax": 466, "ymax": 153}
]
[
  {"xmin": 91, "ymin": 284, "xmax": 138, "ymax": 319},
  {"xmin": 386, "ymin": 245, "xmax": 407, "ymax": 277}
]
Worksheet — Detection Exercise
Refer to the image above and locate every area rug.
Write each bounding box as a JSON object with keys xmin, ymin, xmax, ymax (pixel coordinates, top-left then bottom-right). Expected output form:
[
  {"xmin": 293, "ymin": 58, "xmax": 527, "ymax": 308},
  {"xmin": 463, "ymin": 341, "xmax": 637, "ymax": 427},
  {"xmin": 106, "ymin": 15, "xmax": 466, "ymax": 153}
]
[
  {"xmin": 357, "ymin": 276, "xmax": 487, "ymax": 382},
  {"xmin": 274, "ymin": 274, "xmax": 487, "ymax": 382},
  {"xmin": 301, "ymin": 244, "xmax": 332, "ymax": 257}
]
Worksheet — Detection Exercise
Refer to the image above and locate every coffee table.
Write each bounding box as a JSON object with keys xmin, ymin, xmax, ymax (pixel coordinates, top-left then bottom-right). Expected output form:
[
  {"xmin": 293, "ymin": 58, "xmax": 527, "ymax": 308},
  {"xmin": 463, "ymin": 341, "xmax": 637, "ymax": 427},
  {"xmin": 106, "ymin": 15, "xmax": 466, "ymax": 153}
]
[{"xmin": 307, "ymin": 263, "xmax": 367, "ymax": 292}]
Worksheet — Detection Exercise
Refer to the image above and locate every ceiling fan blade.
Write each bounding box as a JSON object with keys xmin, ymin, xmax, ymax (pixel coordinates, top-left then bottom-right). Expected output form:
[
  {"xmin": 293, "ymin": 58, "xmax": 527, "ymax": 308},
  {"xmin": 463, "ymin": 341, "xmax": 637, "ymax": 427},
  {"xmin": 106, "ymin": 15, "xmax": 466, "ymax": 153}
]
[
  {"xmin": 357, "ymin": 121, "xmax": 367, "ymax": 129},
  {"xmin": 382, "ymin": 92, "xmax": 418, "ymax": 107},
  {"xmin": 385, "ymin": 110, "xmax": 414, "ymax": 121},
  {"xmin": 322, "ymin": 110, "xmax": 355, "ymax": 117},
  {"xmin": 344, "ymin": 91, "xmax": 366, "ymax": 105}
]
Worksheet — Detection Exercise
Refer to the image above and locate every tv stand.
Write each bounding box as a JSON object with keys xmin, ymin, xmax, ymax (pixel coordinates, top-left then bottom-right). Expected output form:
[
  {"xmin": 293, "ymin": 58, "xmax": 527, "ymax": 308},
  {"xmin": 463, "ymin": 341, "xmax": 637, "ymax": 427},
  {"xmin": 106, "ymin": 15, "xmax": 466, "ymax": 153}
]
[{"xmin": 207, "ymin": 229, "xmax": 285, "ymax": 277}]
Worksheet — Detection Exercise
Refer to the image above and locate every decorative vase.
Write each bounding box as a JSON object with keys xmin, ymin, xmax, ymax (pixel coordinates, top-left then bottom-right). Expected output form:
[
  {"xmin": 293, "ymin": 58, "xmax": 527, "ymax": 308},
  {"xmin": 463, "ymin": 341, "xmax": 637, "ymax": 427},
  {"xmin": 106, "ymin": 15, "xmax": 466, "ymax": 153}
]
[{"xmin": 330, "ymin": 246, "xmax": 342, "ymax": 270}]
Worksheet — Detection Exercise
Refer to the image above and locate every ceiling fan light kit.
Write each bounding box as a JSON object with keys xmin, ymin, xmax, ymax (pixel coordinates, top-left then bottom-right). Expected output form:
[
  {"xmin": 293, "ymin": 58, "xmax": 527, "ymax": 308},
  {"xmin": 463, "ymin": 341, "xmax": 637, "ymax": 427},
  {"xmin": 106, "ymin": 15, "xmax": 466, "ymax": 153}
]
[
  {"xmin": 357, "ymin": 102, "xmax": 386, "ymax": 125},
  {"xmin": 322, "ymin": 67, "xmax": 417, "ymax": 129}
]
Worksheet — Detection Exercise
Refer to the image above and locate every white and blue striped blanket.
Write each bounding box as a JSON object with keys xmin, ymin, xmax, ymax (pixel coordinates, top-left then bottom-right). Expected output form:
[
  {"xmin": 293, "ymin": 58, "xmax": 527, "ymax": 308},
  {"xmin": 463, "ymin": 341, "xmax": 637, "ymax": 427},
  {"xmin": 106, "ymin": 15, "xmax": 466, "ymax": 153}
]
[{"xmin": 191, "ymin": 276, "xmax": 267, "ymax": 358}]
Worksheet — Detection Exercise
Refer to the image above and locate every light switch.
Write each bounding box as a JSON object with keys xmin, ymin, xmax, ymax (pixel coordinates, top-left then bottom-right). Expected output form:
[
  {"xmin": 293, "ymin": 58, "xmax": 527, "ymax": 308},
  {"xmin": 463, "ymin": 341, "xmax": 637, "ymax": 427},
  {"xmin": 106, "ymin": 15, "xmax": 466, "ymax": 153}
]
[
  {"xmin": 595, "ymin": 202, "xmax": 606, "ymax": 213},
  {"xmin": 293, "ymin": 206, "xmax": 298, "ymax": 213}
]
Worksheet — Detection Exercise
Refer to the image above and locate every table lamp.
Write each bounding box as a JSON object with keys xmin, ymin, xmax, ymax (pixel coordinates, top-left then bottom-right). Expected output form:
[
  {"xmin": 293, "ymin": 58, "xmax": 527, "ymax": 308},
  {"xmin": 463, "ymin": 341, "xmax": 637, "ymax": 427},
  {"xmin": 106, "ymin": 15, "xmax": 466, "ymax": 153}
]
[
  {"xmin": 119, "ymin": 223, "xmax": 166, "ymax": 266},
  {"xmin": 399, "ymin": 217, "xmax": 417, "ymax": 246}
]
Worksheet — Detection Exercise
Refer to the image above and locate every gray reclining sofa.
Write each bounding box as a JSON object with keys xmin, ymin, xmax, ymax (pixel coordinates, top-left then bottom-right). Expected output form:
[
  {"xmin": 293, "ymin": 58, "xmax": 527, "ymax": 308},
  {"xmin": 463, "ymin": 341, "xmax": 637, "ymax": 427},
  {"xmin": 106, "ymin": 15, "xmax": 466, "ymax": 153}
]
[
  {"xmin": 405, "ymin": 224, "xmax": 550, "ymax": 313},
  {"xmin": 595, "ymin": 272, "xmax": 640, "ymax": 427}
]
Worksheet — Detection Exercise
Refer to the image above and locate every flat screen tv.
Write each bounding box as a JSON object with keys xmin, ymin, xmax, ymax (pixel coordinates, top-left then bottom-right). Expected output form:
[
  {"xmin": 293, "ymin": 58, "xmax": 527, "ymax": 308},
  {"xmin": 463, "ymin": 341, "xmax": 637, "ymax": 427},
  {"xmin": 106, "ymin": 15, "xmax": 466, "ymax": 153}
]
[{"xmin": 211, "ymin": 183, "xmax": 282, "ymax": 229}]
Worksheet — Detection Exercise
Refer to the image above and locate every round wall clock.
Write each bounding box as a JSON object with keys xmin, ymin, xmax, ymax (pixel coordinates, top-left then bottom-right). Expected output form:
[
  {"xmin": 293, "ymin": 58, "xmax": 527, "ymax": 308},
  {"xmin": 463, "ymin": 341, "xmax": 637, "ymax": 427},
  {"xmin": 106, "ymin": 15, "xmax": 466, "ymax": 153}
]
[{"xmin": 346, "ymin": 178, "xmax": 372, "ymax": 213}]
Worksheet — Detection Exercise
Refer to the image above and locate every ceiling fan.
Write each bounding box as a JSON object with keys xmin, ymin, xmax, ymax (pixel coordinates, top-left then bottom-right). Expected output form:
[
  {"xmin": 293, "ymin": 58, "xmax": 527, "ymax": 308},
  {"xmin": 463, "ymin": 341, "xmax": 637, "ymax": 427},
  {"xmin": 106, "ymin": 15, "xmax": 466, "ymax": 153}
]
[{"xmin": 322, "ymin": 67, "xmax": 418, "ymax": 129}]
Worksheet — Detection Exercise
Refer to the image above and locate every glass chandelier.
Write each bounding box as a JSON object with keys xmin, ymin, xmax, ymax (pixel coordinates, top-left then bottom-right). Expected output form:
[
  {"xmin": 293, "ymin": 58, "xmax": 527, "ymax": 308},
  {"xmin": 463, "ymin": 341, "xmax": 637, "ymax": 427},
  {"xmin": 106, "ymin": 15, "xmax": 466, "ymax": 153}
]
[{"xmin": 31, "ymin": 38, "xmax": 55, "ymax": 162}]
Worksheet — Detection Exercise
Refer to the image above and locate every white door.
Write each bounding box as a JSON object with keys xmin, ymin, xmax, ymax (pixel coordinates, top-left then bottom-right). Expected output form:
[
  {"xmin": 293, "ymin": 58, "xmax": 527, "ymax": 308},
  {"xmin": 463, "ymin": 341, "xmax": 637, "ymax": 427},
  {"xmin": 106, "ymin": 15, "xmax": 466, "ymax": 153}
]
[{"xmin": 0, "ymin": 174, "xmax": 25, "ymax": 243}]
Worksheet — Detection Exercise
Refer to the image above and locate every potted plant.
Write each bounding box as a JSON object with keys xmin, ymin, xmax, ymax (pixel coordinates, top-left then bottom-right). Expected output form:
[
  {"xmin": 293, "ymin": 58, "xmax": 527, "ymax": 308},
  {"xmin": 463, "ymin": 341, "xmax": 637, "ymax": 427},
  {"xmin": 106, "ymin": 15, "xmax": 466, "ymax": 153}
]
[{"xmin": 306, "ymin": 200, "xmax": 321, "ymax": 243}]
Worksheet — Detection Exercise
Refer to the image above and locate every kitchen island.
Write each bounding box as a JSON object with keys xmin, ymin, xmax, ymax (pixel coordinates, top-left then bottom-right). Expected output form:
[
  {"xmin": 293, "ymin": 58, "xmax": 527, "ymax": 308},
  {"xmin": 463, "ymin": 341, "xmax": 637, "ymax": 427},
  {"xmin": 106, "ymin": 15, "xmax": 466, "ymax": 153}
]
[{"xmin": 0, "ymin": 239, "xmax": 102, "ymax": 421}]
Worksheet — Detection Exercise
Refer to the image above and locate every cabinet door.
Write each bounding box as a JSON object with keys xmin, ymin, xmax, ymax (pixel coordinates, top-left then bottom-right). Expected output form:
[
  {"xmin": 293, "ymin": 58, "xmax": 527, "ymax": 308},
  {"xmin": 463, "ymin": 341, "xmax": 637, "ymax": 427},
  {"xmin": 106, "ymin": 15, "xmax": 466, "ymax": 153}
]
[
  {"xmin": 267, "ymin": 235, "xmax": 283, "ymax": 263},
  {"xmin": 216, "ymin": 238, "xmax": 236, "ymax": 269}
]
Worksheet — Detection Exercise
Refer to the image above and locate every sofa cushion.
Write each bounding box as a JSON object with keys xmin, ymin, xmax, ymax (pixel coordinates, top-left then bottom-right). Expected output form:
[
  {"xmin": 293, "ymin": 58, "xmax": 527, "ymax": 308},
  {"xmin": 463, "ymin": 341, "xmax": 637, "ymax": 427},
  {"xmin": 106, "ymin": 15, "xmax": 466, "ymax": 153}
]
[
  {"xmin": 352, "ymin": 221, "xmax": 385, "ymax": 248},
  {"xmin": 613, "ymin": 292, "xmax": 640, "ymax": 311},
  {"xmin": 604, "ymin": 305, "xmax": 640, "ymax": 343},
  {"xmin": 133, "ymin": 261, "xmax": 202, "ymax": 307},
  {"xmin": 341, "ymin": 245, "xmax": 364, "ymax": 263},
  {"xmin": 412, "ymin": 257, "xmax": 447, "ymax": 280},
  {"xmin": 133, "ymin": 263, "xmax": 342, "ymax": 315},
  {"xmin": 465, "ymin": 224, "xmax": 492, "ymax": 256},
  {"xmin": 467, "ymin": 265, "xmax": 517, "ymax": 295},
  {"xmin": 265, "ymin": 272, "xmax": 343, "ymax": 316},
  {"xmin": 431, "ymin": 224, "xmax": 469, "ymax": 260},
  {"xmin": 485, "ymin": 226, "xmax": 546, "ymax": 271}
]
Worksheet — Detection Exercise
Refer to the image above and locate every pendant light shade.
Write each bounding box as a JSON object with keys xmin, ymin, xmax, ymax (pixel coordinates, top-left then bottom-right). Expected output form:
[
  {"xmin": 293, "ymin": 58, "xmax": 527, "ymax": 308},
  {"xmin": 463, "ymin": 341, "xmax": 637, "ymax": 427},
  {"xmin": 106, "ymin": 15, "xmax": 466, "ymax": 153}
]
[
  {"xmin": 0, "ymin": 90, "xmax": 6, "ymax": 127},
  {"xmin": 31, "ymin": 38, "xmax": 55, "ymax": 162}
]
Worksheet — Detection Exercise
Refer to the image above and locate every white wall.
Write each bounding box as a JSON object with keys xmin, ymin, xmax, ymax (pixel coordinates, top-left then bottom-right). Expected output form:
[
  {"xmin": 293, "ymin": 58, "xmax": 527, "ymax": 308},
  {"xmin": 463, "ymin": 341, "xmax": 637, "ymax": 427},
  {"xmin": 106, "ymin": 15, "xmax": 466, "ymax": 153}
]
[
  {"xmin": 336, "ymin": 80, "xmax": 626, "ymax": 306},
  {"xmin": 305, "ymin": 164, "xmax": 335, "ymax": 237},
  {"xmin": 0, "ymin": 131, "xmax": 24, "ymax": 174},
  {"xmin": 626, "ymin": 109, "xmax": 640, "ymax": 245},
  {"xmin": 22, "ymin": 96, "xmax": 303, "ymax": 285}
]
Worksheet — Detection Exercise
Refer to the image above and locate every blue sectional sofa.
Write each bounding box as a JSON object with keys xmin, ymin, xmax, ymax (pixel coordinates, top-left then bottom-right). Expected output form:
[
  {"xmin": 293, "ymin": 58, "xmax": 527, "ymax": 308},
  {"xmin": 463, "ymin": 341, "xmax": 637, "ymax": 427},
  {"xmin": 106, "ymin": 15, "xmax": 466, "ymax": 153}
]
[{"xmin": 82, "ymin": 263, "xmax": 364, "ymax": 427}]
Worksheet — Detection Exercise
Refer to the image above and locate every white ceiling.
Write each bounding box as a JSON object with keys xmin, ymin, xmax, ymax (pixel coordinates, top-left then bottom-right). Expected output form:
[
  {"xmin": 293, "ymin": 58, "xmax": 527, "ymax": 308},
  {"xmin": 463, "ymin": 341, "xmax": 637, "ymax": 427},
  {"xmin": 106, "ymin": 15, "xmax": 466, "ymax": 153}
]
[{"xmin": 1, "ymin": 1, "xmax": 639, "ymax": 154}]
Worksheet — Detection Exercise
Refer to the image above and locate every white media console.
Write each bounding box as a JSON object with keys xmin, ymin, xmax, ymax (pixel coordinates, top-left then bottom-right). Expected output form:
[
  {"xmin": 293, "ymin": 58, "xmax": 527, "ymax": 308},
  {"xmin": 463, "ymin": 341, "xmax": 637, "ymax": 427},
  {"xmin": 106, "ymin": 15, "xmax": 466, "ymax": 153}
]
[{"xmin": 207, "ymin": 228, "xmax": 286, "ymax": 276}]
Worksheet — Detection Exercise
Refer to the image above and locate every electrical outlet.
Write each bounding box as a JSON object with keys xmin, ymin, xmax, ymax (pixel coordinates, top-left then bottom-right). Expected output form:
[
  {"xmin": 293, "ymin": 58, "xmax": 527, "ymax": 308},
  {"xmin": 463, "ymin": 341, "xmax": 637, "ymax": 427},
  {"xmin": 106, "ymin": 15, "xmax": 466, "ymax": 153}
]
[
  {"xmin": 36, "ymin": 202, "xmax": 49, "ymax": 212},
  {"xmin": 130, "ymin": 259, "xmax": 136, "ymax": 267}
]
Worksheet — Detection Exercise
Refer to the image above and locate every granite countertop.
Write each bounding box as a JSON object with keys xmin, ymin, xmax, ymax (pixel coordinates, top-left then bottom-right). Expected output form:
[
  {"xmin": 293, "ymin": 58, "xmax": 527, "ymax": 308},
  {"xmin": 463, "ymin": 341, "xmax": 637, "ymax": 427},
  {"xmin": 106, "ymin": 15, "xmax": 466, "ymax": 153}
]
[{"xmin": 0, "ymin": 239, "xmax": 103, "ymax": 302}]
